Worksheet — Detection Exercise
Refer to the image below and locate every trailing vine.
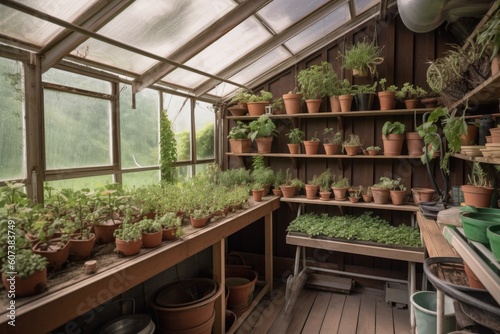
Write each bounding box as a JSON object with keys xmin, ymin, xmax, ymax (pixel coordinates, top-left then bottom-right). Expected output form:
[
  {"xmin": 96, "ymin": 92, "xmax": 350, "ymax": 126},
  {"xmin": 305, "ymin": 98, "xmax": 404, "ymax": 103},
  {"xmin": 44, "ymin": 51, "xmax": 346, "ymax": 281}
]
[{"xmin": 160, "ymin": 110, "xmax": 177, "ymax": 183}]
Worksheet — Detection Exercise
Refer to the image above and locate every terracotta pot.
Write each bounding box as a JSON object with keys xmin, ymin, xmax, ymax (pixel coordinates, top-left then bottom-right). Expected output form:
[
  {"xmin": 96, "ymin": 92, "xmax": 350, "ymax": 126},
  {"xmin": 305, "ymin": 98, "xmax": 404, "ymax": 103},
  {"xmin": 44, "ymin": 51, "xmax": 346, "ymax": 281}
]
[
  {"xmin": 362, "ymin": 195, "xmax": 373, "ymax": 203},
  {"xmin": 283, "ymin": 93, "xmax": 303, "ymax": 114},
  {"xmin": 344, "ymin": 145, "xmax": 359, "ymax": 156},
  {"xmin": 339, "ymin": 94, "xmax": 353, "ymax": 112},
  {"xmin": 305, "ymin": 184, "xmax": 319, "ymax": 199},
  {"xmin": 348, "ymin": 196, "xmax": 360, "ymax": 203},
  {"xmin": 229, "ymin": 139, "xmax": 251, "ymax": 154},
  {"xmin": 2, "ymin": 268, "xmax": 47, "ymax": 298},
  {"xmin": 319, "ymin": 191, "xmax": 331, "ymax": 201},
  {"xmin": 226, "ymin": 267, "xmax": 258, "ymax": 316},
  {"xmin": 411, "ymin": 188, "xmax": 435, "ymax": 204},
  {"xmin": 390, "ymin": 190, "xmax": 406, "ymax": 205},
  {"xmin": 272, "ymin": 188, "xmax": 282, "ymax": 197},
  {"xmin": 94, "ymin": 219, "xmax": 122, "ymax": 244},
  {"xmin": 303, "ymin": 140, "xmax": 320, "ymax": 155},
  {"xmin": 287, "ymin": 143, "xmax": 300, "ymax": 154},
  {"xmin": 252, "ymin": 189, "xmax": 264, "ymax": 202},
  {"xmin": 462, "ymin": 185, "xmax": 494, "ymax": 208},
  {"xmin": 329, "ymin": 96, "xmax": 341, "ymax": 112},
  {"xmin": 371, "ymin": 187, "xmax": 390, "ymax": 204},
  {"xmin": 162, "ymin": 227, "xmax": 178, "ymax": 241},
  {"xmin": 142, "ymin": 230, "xmax": 162, "ymax": 248},
  {"xmin": 115, "ymin": 238, "xmax": 142, "ymax": 256},
  {"xmin": 331, "ymin": 187, "xmax": 348, "ymax": 201},
  {"xmin": 255, "ymin": 137, "xmax": 273, "ymax": 153},
  {"xmin": 68, "ymin": 233, "xmax": 96, "ymax": 260},
  {"xmin": 491, "ymin": 54, "xmax": 500, "ymax": 75},
  {"xmin": 247, "ymin": 102, "xmax": 269, "ymax": 116},
  {"xmin": 227, "ymin": 106, "xmax": 247, "ymax": 116},
  {"xmin": 32, "ymin": 238, "xmax": 70, "ymax": 271},
  {"xmin": 366, "ymin": 149, "xmax": 379, "ymax": 156},
  {"xmin": 305, "ymin": 99, "xmax": 322, "ymax": 113},
  {"xmin": 378, "ymin": 91, "xmax": 396, "ymax": 111},
  {"xmin": 463, "ymin": 262, "xmax": 485, "ymax": 289},
  {"xmin": 421, "ymin": 97, "xmax": 438, "ymax": 109},
  {"xmin": 324, "ymin": 143, "xmax": 340, "ymax": 155},
  {"xmin": 404, "ymin": 99, "xmax": 418, "ymax": 109},
  {"xmin": 382, "ymin": 134, "xmax": 404, "ymax": 156},
  {"xmin": 263, "ymin": 184, "xmax": 271, "ymax": 196},
  {"xmin": 280, "ymin": 185, "xmax": 297, "ymax": 198},
  {"xmin": 190, "ymin": 217, "xmax": 209, "ymax": 228},
  {"xmin": 460, "ymin": 124, "xmax": 478, "ymax": 145},
  {"xmin": 406, "ymin": 132, "xmax": 424, "ymax": 157}
]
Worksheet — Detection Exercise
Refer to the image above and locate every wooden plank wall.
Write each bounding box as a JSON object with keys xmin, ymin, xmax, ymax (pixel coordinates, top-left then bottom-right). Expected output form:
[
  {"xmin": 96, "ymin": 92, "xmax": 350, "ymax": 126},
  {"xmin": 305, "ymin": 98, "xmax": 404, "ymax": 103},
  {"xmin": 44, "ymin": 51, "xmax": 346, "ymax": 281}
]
[{"xmin": 226, "ymin": 13, "xmax": 468, "ymax": 282}]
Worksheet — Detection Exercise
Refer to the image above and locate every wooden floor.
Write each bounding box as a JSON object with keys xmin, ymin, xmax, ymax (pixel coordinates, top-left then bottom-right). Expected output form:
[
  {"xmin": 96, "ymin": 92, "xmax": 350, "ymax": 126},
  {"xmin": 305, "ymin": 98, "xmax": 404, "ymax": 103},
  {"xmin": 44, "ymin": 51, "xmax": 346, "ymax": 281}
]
[{"xmin": 234, "ymin": 282, "xmax": 411, "ymax": 334}]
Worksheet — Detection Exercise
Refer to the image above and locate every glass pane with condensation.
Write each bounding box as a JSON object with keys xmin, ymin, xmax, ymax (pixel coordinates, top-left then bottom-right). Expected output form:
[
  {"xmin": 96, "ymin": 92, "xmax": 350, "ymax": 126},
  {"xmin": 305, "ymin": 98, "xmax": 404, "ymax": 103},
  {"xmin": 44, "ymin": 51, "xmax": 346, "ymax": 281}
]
[
  {"xmin": 43, "ymin": 68, "xmax": 111, "ymax": 94},
  {"xmin": 0, "ymin": 57, "xmax": 25, "ymax": 181},
  {"xmin": 194, "ymin": 101, "xmax": 215, "ymax": 160},
  {"xmin": 45, "ymin": 175, "xmax": 113, "ymax": 191},
  {"xmin": 122, "ymin": 170, "xmax": 160, "ymax": 189},
  {"xmin": 120, "ymin": 85, "xmax": 159, "ymax": 169},
  {"xmin": 164, "ymin": 93, "xmax": 191, "ymax": 162},
  {"xmin": 44, "ymin": 90, "xmax": 111, "ymax": 169},
  {"xmin": 354, "ymin": 0, "xmax": 379, "ymax": 15},
  {"xmin": 0, "ymin": 1, "xmax": 98, "ymax": 47},
  {"xmin": 284, "ymin": 4, "xmax": 350, "ymax": 54},
  {"xmin": 207, "ymin": 46, "xmax": 290, "ymax": 97},
  {"xmin": 258, "ymin": 0, "xmax": 328, "ymax": 34}
]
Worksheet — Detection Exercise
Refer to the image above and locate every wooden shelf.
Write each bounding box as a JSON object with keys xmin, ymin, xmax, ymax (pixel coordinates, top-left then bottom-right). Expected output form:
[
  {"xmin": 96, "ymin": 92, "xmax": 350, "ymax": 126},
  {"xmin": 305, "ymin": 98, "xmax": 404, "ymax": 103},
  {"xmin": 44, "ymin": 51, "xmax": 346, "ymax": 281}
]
[
  {"xmin": 280, "ymin": 196, "xmax": 419, "ymax": 212},
  {"xmin": 226, "ymin": 152, "xmax": 420, "ymax": 159},
  {"xmin": 452, "ymin": 153, "xmax": 500, "ymax": 164},
  {"xmin": 449, "ymin": 71, "xmax": 500, "ymax": 110}
]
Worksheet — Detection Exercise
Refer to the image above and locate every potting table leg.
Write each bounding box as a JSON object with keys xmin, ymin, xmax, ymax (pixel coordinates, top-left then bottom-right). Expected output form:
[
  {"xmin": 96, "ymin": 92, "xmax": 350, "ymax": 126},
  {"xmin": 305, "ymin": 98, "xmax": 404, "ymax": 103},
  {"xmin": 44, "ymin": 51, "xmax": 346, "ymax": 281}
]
[
  {"xmin": 213, "ymin": 239, "xmax": 225, "ymax": 334},
  {"xmin": 436, "ymin": 289, "xmax": 445, "ymax": 334}
]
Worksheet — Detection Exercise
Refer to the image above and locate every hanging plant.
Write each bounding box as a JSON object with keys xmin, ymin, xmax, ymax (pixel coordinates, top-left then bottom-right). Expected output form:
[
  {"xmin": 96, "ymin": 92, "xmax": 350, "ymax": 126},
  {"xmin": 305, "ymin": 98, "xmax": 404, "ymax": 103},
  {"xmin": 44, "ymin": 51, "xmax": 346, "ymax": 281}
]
[
  {"xmin": 338, "ymin": 38, "xmax": 384, "ymax": 77},
  {"xmin": 160, "ymin": 110, "xmax": 178, "ymax": 183}
]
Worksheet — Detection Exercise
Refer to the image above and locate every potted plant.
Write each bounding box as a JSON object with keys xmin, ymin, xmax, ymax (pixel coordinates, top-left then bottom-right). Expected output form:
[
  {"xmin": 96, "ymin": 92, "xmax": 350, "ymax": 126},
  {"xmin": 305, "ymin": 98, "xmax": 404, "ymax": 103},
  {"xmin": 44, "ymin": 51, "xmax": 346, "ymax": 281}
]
[
  {"xmin": 189, "ymin": 209, "xmax": 210, "ymax": 228},
  {"xmin": 230, "ymin": 89, "xmax": 252, "ymax": 109},
  {"xmin": 286, "ymin": 128, "xmax": 305, "ymax": 154},
  {"xmin": 156, "ymin": 212, "xmax": 182, "ymax": 241},
  {"xmin": 352, "ymin": 82, "xmax": 377, "ymax": 111},
  {"xmin": 113, "ymin": 223, "xmax": 142, "ymax": 256},
  {"xmin": 395, "ymin": 83, "xmax": 427, "ymax": 109},
  {"xmin": 272, "ymin": 169, "xmax": 285, "ymax": 197},
  {"xmin": 382, "ymin": 121, "xmax": 406, "ymax": 156},
  {"xmin": 271, "ymin": 97, "xmax": 284, "ymax": 114},
  {"xmin": 1, "ymin": 249, "xmax": 48, "ymax": 297},
  {"xmin": 323, "ymin": 128, "xmax": 342, "ymax": 155},
  {"xmin": 228, "ymin": 121, "xmax": 251, "ymax": 154},
  {"xmin": 251, "ymin": 155, "xmax": 275, "ymax": 195},
  {"xmin": 317, "ymin": 169, "xmax": 333, "ymax": 200},
  {"xmin": 303, "ymin": 131, "xmax": 320, "ymax": 155},
  {"xmin": 342, "ymin": 134, "xmax": 362, "ymax": 156},
  {"xmin": 251, "ymin": 182, "xmax": 265, "ymax": 202},
  {"xmin": 338, "ymin": 79, "xmax": 353, "ymax": 112},
  {"xmin": 139, "ymin": 218, "xmax": 163, "ymax": 248},
  {"xmin": 305, "ymin": 174, "xmax": 321, "ymax": 199},
  {"xmin": 338, "ymin": 38, "xmax": 384, "ymax": 77},
  {"xmin": 462, "ymin": 162, "xmax": 494, "ymax": 208},
  {"xmin": 322, "ymin": 62, "xmax": 342, "ymax": 112},
  {"xmin": 389, "ymin": 178, "xmax": 407, "ymax": 205},
  {"xmin": 371, "ymin": 176, "xmax": 394, "ymax": 204},
  {"xmin": 92, "ymin": 189, "xmax": 126, "ymax": 244},
  {"xmin": 364, "ymin": 146, "xmax": 381, "ymax": 156},
  {"xmin": 246, "ymin": 90, "xmax": 273, "ymax": 116},
  {"xmin": 30, "ymin": 217, "xmax": 70, "ymax": 272},
  {"xmin": 297, "ymin": 62, "xmax": 331, "ymax": 113},
  {"xmin": 331, "ymin": 175, "xmax": 350, "ymax": 201},
  {"xmin": 362, "ymin": 186, "xmax": 373, "ymax": 203},
  {"xmin": 282, "ymin": 88, "xmax": 303, "ymax": 114},
  {"xmin": 279, "ymin": 169, "xmax": 301, "ymax": 198},
  {"xmin": 65, "ymin": 190, "xmax": 96, "ymax": 260},
  {"xmin": 348, "ymin": 186, "xmax": 363, "ymax": 203},
  {"xmin": 248, "ymin": 114, "xmax": 279, "ymax": 153},
  {"xmin": 377, "ymin": 78, "xmax": 398, "ymax": 110}
]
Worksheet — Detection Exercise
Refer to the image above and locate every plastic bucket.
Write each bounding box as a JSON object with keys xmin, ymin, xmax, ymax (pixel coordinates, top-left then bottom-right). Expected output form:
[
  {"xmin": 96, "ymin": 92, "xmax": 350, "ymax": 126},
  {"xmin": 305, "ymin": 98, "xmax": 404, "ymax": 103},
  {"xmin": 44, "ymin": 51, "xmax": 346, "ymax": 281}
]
[{"xmin": 411, "ymin": 291, "xmax": 456, "ymax": 334}]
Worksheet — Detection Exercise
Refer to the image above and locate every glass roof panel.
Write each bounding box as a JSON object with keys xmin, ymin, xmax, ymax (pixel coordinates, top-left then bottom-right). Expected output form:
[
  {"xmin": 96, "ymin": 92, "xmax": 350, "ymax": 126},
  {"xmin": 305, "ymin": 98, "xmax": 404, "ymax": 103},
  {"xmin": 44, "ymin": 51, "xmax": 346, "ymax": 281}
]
[
  {"xmin": 208, "ymin": 46, "xmax": 290, "ymax": 98},
  {"xmin": 284, "ymin": 4, "xmax": 350, "ymax": 54},
  {"xmin": 0, "ymin": 0, "xmax": 99, "ymax": 47},
  {"xmin": 354, "ymin": 0, "xmax": 379, "ymax": 15},
  {"xmin": 88, "ymin": 0, "xmax": 235, "ymax": 57},
  {"xmin": 258, "ymin": 0, "xmax": 328, "ymax": 34},
  {"xmin": 165, "ymin": 16, "xmax": 272, "ymax": 88}
]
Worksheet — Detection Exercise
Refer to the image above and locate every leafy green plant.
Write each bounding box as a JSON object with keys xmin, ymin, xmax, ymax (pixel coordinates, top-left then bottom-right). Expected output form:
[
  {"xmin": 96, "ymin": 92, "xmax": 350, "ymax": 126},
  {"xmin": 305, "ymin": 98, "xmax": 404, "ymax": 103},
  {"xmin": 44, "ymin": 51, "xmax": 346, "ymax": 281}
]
[
  {"xmin": 230, "ymin": 89, "xmax": 252, "ymax": 104},
  {"xmin": 395, "ymin": 83, "xmax": 427, "ymax": 101},
  {"xmin": 248, "ymin": 90, "xmax": 273, "ymax": 102},
  {"xmin": 378, "ymin": 78, "xmax": 398, "ymax": 92},
  {"xmin": 382, "ymin": 121, "xmax": 406, "ymax": 136},
  {"xmin": 271, "ymin": 97, "xmax": 284, "ymax": 111},
  {"xmin": 190, "ymin": 208, "xmax": 210, "ymax": 219},
  {"xmin": 286, "ymin": 128, "xmax": 305, "ymax": 144},
  {"xmin": 156, "ymin": 212, "xmax": 181, "ymax": 229},
  {"xmin": 291, "ymin": 178, "xmax": 305, "ymax": 190},
  {"xmin": 248, "ymin": 115, "xmax": 279, "ymax": 141},
  {"xmin": 316, "ymin": 169, "xmax": 333, "ymax": 192},
  {"xmin": 343, "ymin": 134, "xmax": 362, "ymax": 147},
  {"xmin": 160, "ymin": 110, "xmax": 178, "ymax": 183},
  {"xmin": 349, "ymin": 185, "xmax": 363, "ymax": 198},
  {"xmin": 306, "ymin": 131, "xmax": 320, "ymax": 142},
  {"xmin": 323, "ymin": 62, "xmax": 341, "ymax": 96},
  {"xmin": 273, "ymin": 169, "xmax": 286, "ymax": 189},
  {"xmin": 227, "ymin": 121, "xmax": 250, "ymax": 140},
  {"xmin": 139, "ymin": 218, "xmax": 162, "ymax": 233},
  {"xmin": 252, "ymin": 182, "xmax": 264, "ymax": 191},
  {"xmin": 332, "ymin": 175, "xmax": 350, "ymax": 188},
  {"xmin": 113, "ymin": 223, "xmax": 142, "ymax": 242},
  {"xmin": 373, "ymin": 176, "xmax": 397, "ymax": 189},
  {"xmin": 338, "ymin": 39, "xmax": 384, "ymax": 77},
  {"xmin": 1, "ymin": 249, "xmax": 48, "ymax": 278},
  {"xmin": 338, "ymin": 79, "xmax": 352, "ymax": 95},
  {"xmin": 467, "ymin": 162, "xmax": 491, "ymax": 187},
  {"xmin": 476, "ymin": 8, "xmax": 500, "ymax": 59},
  {"xmin": 323, "ymin": 128, "xmax": 342, "ymax": 144},
  {"xmin": 297, "ymin": 62, "xmax": 332, "ymax": 99},
  {"xmin": 366, "ymin": 146, "xmax": 381, "ymax": 151},
  {"xmin": 351, "ymin": 82, "xmax": 377, "ymax": 94}
]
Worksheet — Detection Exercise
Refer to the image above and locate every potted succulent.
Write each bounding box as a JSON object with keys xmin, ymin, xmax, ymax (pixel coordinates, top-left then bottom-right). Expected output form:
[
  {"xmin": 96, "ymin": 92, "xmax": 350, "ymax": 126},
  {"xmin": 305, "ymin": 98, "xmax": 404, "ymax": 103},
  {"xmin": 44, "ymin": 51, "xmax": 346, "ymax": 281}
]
[
  {"xmin": 331, "ymin": 175, "xmax": 350, "ymax": 201},
  {"xmin": 317, "ymin": 169, "xmax": 333, "ymax": 200},
  {"xmin": 1, "ymin": 249, "xmax": 48, "ymax": 298},
  {"xmin": 228, "ymin": 121, "xmax": 251, "ymax": 154},
  {"xmin": 248, "ymin": 114, "xmax": 279, "ymax": 153},
  {"xmin": 156, "ymin": 212, "xmax": 182, "ymax": 241},
  {"xmin": 246, "ymin": 90, "xmax": 273, "ymax": 116},
  {"xmin": 251, "ymin": 182, "xmax": 265, "ymax": 202},
  {"xmin": 286, "ymin": 128, "xmax": 305, "ymax": 154},
  {"xmin": 113, "ymin": 223, "xmax": 142, "ymax": 256},
  {"xmin": 389, "ymin": 178, "xmax": 407, "ymax": 205},
  {"xmin": 348, "ymin": 186, "xmax": 363, "ymax": 203},
  {"xmin": 297, "ymin": 62, "xmax": 331, "ymax": 113},
  {"xmin": 338, "ymin": 38, "xmax": 384, "ymax": 77},
  {"xmin": 323, "ymin": 128, "xmax": 342, "ymax": 155},
  {"xmin": 352, "ymin": 82, "xmax": 377, "ymax": 111},
  {"xmin": 382, "ymin": 121, "xmax": 406, "ymax": 156},
  {"xmin": 303, "ymin": 131, "xmax": 320, "ymax": 155},
  {"xmin": 364, "ymin": 146, "xmax": 381, "ymax": 156},
  {"xmin": 139, "ymin": 218, "xmax": 163, "ymax": 248},
  {"xmin": 338, "ymin": 79, "xmax": 353, "ymax": 112},
  {"xmin": 377, "ymin": 78, "xmax": 398, "ymax": 110},
  {"xmin": 395, "ymin": 83, "xmax": 427, "ymax": 109},
  {"xmin": 282, "ymin": 88, "xmax": 303, "ymax": 115},
  {"xmin": 371, "ymin": 177, "xmax": 394, "ymax": 204},
  {"xmin": 461, "ymin": 162, "xmax": 494, "ymax": 208},
  {"xmin": 342, "ymin": 134, "xmax": 362, "ymax": 156}
]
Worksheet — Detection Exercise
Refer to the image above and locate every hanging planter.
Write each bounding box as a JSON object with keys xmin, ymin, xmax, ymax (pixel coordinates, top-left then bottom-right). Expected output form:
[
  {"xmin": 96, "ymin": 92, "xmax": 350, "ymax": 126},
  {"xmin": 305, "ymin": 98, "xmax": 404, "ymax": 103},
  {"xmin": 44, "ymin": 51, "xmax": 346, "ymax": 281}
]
[{"xmin": 338, "ymin": 38, "xmax": 384, "ymax": 77}]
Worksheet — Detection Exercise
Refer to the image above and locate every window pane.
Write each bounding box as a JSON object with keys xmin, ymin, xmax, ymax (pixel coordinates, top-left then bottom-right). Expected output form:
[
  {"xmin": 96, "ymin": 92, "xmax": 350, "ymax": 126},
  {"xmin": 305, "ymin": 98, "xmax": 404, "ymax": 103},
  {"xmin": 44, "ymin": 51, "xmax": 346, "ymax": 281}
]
[
  {"xmin": 44, "ymin": 90, "xmax": 111, "ymax": 169},
  {"xmin": 43, "ymin": 68, "xmax": 111, "ymax": 94},
  {"xmin": 0, "ymin": 57, "xmax": 25, "ymax": 181},
  {"xmin": 122, "ymin": 170, "xmax": 160, "ymax": 189},
  {"xmin": 45, "ymin": 175, "xmax": 113, "ymax": 191},
  {"xmin": 120, "ymin": 85, "xmax": 159, "ymax": 168},
  {"xmin": 164, "ymin": 94, "xmax": 191, "ymax": 161},
  {"xmin": 176, "ymin": 166, "xmax": 192, "ymax": 182},
  {"xmin": 194, "ymin": 102, "xmax": 215, "ymax": 160}
]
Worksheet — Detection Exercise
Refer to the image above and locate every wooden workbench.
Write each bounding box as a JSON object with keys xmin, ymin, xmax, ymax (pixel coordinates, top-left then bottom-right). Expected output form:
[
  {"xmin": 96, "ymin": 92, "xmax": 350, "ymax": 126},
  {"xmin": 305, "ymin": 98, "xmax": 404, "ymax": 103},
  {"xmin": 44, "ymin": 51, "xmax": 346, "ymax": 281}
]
[{"xmin": 0, "ymin": 196, "xmax": 280, "ymax": 334}]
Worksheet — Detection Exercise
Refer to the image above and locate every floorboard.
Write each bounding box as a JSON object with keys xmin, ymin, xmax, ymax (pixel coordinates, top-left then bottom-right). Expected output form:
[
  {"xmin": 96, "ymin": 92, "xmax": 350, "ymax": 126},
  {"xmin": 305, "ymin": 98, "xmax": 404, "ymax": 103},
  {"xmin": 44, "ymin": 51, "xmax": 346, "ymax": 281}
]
[
  {"xmin": 393, "ymin": 306, "xmax": 411, "ymax": 334},
  {"xmin": 319, "ymin": 292, "xmax": 346, "ymax": 334},
  {"xmin": 301, "ymin": 291, "xmax": 331, "ymax": 333},
  {"xmin": 357, "ymin": 293, "xmax": 377, "ymax": 334},
  {"xmin": 285, "ymin": 289, "xmax": 317, "ymax": 334},
  {"xmin": 337, "ymin": 293, "xmax": 361, "ymax": 334},
  {"xmin": 375, "ymin": 300, "xmax": 395, "ymax": 334}
]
